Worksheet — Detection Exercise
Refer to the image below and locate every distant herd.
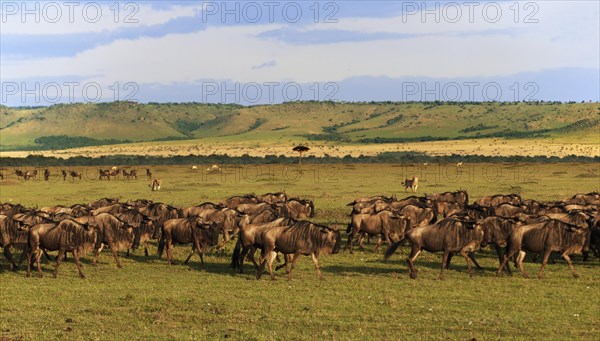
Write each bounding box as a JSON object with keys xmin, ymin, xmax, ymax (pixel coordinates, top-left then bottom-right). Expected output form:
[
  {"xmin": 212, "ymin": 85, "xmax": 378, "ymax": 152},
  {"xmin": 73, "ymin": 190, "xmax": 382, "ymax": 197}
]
[{"xmin": 0, "ymin": 190, "xmax": 598, "ymax": 281}]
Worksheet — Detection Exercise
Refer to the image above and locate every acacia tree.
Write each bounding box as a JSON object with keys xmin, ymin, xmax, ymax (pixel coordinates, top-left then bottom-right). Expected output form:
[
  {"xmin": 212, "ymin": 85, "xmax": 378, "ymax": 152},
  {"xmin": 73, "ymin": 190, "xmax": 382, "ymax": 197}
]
[{"xmin": 292, "ymin": 145, "xmax": 310, "ymax": 169}]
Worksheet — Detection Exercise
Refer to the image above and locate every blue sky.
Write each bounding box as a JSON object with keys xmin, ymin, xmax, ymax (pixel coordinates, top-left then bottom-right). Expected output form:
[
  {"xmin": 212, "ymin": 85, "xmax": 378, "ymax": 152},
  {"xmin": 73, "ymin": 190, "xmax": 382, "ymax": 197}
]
[{"xmin": 1, "ymin": 1, "xmax": 598, "ymax": 105}]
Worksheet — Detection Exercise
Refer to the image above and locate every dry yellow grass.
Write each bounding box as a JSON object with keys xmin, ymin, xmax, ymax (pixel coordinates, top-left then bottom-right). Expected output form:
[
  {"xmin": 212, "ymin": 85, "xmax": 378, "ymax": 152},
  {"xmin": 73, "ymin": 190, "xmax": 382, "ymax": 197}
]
[{"xmin": 1, "ymin": 137, "xmax": 598, "ymax": 159}]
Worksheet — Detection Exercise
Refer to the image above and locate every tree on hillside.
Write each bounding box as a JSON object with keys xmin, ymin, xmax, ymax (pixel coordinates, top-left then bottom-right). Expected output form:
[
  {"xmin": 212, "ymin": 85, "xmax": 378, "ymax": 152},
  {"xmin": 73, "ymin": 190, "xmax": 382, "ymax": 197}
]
[{"xmin": 292, "ymin": 145, "xmax": 310, "ymax": 170}]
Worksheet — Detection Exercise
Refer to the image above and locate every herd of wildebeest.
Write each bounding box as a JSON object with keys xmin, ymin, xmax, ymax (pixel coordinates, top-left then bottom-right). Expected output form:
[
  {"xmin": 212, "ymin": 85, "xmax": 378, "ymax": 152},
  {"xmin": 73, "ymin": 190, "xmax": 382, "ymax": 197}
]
[{"xmin": 0, "ymin": 189, "xmax": 599, "ymax": 280}]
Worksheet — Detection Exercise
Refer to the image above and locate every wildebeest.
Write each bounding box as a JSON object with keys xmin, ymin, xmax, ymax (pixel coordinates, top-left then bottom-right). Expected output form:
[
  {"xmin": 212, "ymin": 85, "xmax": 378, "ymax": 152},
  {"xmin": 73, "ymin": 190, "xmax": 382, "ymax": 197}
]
[
  {"xmin": 497, "ymin": 217, "xmax": 590, "ymax": 278},
  {"xmin": 388, "ymin": 216, "xmax": 484, "ymax": 280},
  {"xmin": 402, "ymin": 176, "xmax": 419, "ymax": 192},
  {"xmin": 428, "ymin": 190, "xmax": 469, "ymax": 209},
  {"xmin": 182, "ymin": 202, "xmax": 226, "ymax": 217},
  {"xmin": 69, "ymin": 171, "xmax": 82, "ymax": 180},
  {"xmin": 98, "ymin": 169, "xmax": 111, "ymax": 180},
  {"xmin": 196, "ymin": 207, "xmax": 245, "ymax": 247},
  {"xmin": 146, "ymin": 168, "xmax": 152, "ymax": 179},
  {"xmin": 76, "ymin": 213, "xmax": 136, "ymax": 268},
  {"xmin": 492, "ymin": 203, "xmax": 528, "ymax": 218},
  {"xmin": 26, "ymin": 219, "xmax": 97, "ymax": 278},
  {"xmin": 476, "ymin": 193, "xmax": 522, "ymax": 208},
  {"xmin": 279, "ymin": 198, "xmax": 315, "ymax": 219},
  {"xmin": 224, "ymin": 194, "xmax": 258, "ymax": 209},
  {"xmin": 61, "ymin": 170, "xmax": 67, "ymax": 181},
  {"xmin": 373, "ymin": 196, "xmax": 432, "ymax": 215},
  {"xmin": 566, "ymin": 192, "xmax": 600, "ymax": 206},
  {"xmin": 138, "ymin": 203, "xmax": 181, "ymax": 239},
  {"xmin": 92, "ymin": 203, "xmax": 133, "ymax": 216},
  {"xmin": 346, "ymin": 211, "xmax": 410, "ymax": 253},
  {"xmin": 43, "ymin": 169, "xmax": 50, "ymax": 181},
  {"xmin": 24, "ymin": 170, "xmax": 37, "ymax": 181},
  {"xmin": 0, "ymin": 214, "xmax": 29, "ymax": 270},
  {"xmin": 230, "ymin": 217, "xmax": 294, "ymax": 274},
  {"xmin": 89, "ymin": 197, "xmax": 120, "ymax": 209},
  {"xmin": 479, "ymin": 216, "xmax": 523, "ymax": 270},
  {"xmin": 257, "ymin": 192, "xmax": 287, "ymax": 205},
  {"xmin": 117, "ymin": 209, "xmax": 155, "ymax": 256},
  {"xmin": 122, "ymin": 169, "xmax": 137, "ymax": 179},
  {"xmin": 157, "ymin": 216, "xmax": 219, "ymax": 266},
  {"xmin": 257, "ymin": 221, "xmax": 341, "ymax": 280}
]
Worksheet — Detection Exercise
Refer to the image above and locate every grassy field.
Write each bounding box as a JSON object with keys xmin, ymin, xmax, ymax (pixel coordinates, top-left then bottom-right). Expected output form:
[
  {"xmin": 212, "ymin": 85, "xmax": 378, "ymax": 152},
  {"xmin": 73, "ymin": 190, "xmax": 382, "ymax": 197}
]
[{"xmin": 1, "ymin": 163, "xmax": 599, "ymax": 340}]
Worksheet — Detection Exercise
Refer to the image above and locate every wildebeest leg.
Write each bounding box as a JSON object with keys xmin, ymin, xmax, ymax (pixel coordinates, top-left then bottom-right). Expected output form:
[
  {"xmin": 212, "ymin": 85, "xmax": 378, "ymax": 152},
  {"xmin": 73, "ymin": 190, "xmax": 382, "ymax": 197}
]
[
  {"xmin": 238, "ymin": 246, "xmax": 249, "ymax": 273},
  {"xmin": 561, "ymin": 252, "xmax": 579, "ymax": 278},
  {"xmin": 266, "ymin": 251, "xmax": 278, "ymax": 280},
  {"xmin": 495, "ymin": 244, "xmax": 511, "ymax": 273},
  {"xmin": 287, "ymin": 251, "xmax": 301, "ymax": 281},
  {"xmin": 406, "ymin": 247, "xmax": 421, "ymax": 279},
  {"xmin": 537, "ymin": 248, "xmax": 553, "ymax": 279},
  {"xmin": 92, "ymin": 244, "xmax": 104, "ymax": 266},
  {"xmin": 26, "ymin": 247, "xmax": 36, "ymax": 277},
  {"xmin": 72, "ymin": 249, "xmax": 85, "ymax": 279},
  {"xmin": 497, "ymin": 250, "xmax": 515, "ymax": 277},
  {"xmin": 459, "ymin": 249, "xmax": 474, "ymax": 277},
  {"xmin": 53, "ymin": 249, "xmax": 66, "ymax": 278},
  {"xmin": 194, "ymin": 239, "xmax": 205, "ymax": 266},
  {"xmin": 3, "ymin": 245, "xmax": 17, "ymax": 271},
  {"xmin": 109, "ymin": 243, "xmax": 122, "ymax": 268},
  {"xmin": 345, "ymin": 231, "xmax": 355, "ymax": 254},
  {"xmin": 373, "ymin": 235, "xmax": 383, "ymax": 252},
  {"xmin": 310, "ymin": 253, "xmax": 325, "ymax": 280},
  {"xmin": 35, "ymin": 249, "xmax": 44, "ymax": 277},
  {"xmin": 516, "ymin": 251, "xmax": 529, "ymax": 278},
  {"xmin": 275, "ymin": 254, "xmax": 290, "ymax": 271},
  {"xmin": 42, "ymin": 249, "xmax": 52, "ymax": 261},
  {"xmin": 183, "ymin": 245, "xmax": 195, "ymax": 265},
  {"xmin": 166, "ymin": 240, "xmax": 175, "ymax": 265},
  {"xmin": 440, "ymin": 251, "xmax": 450, "ymax": 280},
  {"xmin": 445, "ymin": 253, "xmax": 454, "ymax": 269},
  {"xmin": 256, "ymin": 250, "xmax": 266, "ymax": 280},
  {"xmin": 144, "ymin": 242, "xmax": 149, "ymax": 257},
  {"xmin": 468, "ymin": 252, "xmax": 482, "ymax": 270}
]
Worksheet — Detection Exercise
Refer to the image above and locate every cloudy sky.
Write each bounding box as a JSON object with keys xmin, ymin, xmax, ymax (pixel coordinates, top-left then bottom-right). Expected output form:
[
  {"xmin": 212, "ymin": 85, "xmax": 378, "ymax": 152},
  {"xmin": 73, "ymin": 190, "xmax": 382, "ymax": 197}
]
[{"xmin": 1, "ymin": 1, "xmax": 598, "ymax": 105}]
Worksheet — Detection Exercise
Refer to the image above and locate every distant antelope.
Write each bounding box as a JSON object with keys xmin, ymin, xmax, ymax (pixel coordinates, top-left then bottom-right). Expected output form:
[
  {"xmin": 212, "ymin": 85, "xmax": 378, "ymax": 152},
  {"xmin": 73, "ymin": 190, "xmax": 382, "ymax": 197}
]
[
  {"xmin": 146, "ymin": 168, "xmax": 152, "ymax": 179},
  {"xmin": 402, "ymin": 176, "xmax": 419, "ymax": 192},
  {"xmin": 457, "ymin": 161, "xmax": 464, "ymax": 167},
  {"xmin": 149, "ymin": 179, "xmax": 161, "ymax": 191}
]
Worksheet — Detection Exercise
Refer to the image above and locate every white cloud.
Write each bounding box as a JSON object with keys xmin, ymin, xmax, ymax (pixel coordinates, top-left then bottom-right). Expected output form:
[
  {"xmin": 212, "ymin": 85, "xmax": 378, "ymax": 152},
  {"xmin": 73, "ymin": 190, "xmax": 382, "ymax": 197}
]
[
  {"xmin": 0, "ymin": 3, "xmax": 204, "ymax": 35},
  {"xmin": 1, "ymin": 1, "xmax": 597, "ymax": 88}
]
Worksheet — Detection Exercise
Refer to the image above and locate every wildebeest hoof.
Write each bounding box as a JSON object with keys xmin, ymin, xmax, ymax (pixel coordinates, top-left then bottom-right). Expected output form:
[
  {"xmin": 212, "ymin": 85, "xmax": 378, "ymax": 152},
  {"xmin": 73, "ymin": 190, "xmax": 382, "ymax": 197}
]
[
  {"xmin": 117, "ymin": 264, "xmax": 122, "ymax": 269},
  {"xmin": 439, "ymin": 275, "xmax": 445, "ymax": 280},
  {"xmin": 80, "ymin": 275, "xmax": 86, "ymax": 279},
  {"xmin": 522, "ymin": 273, "xmax": 530, "ymax": 278},
  {"xmin": 573, "ymin": 273, "xmax": 580, "ymax": 278},
  {"xmin": 271, "ymin": 277, "xmax": 277, "ymax": 281},
  {"xmin": 409, "ymin": 273, "xmax": 417, "ymax": 279}
]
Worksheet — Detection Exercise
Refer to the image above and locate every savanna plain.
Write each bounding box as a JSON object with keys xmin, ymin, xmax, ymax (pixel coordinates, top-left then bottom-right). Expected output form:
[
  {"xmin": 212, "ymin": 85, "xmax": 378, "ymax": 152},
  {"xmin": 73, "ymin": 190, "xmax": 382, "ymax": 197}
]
[{"xmin": 0, "ymin": 163, "xmax": 599, "ymax": 340}]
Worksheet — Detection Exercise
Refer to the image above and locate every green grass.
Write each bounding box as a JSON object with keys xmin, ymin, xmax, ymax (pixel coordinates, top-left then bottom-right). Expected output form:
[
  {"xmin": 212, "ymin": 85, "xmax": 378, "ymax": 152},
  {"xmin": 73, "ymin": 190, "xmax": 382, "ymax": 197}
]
[{"xmin": 1, "ymin": 163, "xmax": 599, "ymax": 340}]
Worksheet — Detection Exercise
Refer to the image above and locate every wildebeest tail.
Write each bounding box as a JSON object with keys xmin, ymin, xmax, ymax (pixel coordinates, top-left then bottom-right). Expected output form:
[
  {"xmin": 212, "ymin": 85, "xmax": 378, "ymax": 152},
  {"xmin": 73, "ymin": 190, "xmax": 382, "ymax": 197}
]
[
  {"xmin": 346, "ymin": 222, "xmax": 352, "ymax": 234},
  {"xmin": 157, "ymin": 232, "xmax": 165, "ymax": 258},
  {"xmin": 230, "ymin": 237, "xmax": 242, "ymax": 269},
  {"xmin": 383, "ymin": 240, "xmax": 403, "ymax": 261}
]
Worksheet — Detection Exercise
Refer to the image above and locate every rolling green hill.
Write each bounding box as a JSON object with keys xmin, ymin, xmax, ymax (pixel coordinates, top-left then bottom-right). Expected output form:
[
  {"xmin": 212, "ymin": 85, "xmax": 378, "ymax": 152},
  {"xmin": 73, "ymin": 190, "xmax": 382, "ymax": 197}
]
[{"xmin": 0, "ymin": 101, "xmax": 598, "ymax": 150}]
